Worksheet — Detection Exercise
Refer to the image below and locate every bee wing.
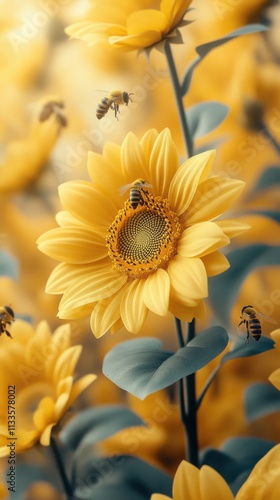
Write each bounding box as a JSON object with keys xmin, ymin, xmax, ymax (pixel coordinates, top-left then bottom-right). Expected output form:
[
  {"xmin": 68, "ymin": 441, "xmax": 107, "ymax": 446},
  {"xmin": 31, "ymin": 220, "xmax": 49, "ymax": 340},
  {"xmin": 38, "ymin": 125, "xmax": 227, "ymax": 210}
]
[
  {"xmin": 118, "ymin": 183, "xmax": 132, "ymax": 196},
  {"xmin": 142, "ymin": 182, "xmax": 152, "ymax": 189},
  {"xmin": 256, "ymin": 311, "xmax": 278, "ymax": 324}
]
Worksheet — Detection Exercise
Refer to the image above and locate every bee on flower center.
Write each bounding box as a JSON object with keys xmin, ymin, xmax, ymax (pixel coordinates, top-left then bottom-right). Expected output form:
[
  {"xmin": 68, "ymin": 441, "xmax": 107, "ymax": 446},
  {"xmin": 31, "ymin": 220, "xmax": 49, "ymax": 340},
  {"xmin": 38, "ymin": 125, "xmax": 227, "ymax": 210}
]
[
  {"xmin": 96, "ymin": 90, "xmax": 134, "ymax": 120},
  {"xmin": 0, "ymin": 305, "xmax": 15, "ymax": 339},
  {"xmin": 238, "ymin": 304, "xmax": 277, "ymax": 344},
  {"xmin": 119, "ymin": 178, "xmax": 152, "ymax": 209}
]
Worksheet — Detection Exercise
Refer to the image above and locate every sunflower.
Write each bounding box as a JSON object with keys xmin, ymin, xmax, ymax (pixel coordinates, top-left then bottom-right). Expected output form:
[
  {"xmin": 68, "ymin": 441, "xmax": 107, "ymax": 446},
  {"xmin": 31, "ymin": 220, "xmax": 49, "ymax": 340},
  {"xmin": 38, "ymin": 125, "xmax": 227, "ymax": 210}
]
[
  {"xmin": 37, "ymin": 129, "xmax": 248, "ymax": 336},
  {"xmin": 65, "ymin": 0, "xmax": 192, "ymax": 52},
  {"xmin": 0, "ymin": 320, "xmax": 96, "ymax": 455},
  {"xmin": 151, "ymin": 444, "xmax": 280, "ymax": 499}
]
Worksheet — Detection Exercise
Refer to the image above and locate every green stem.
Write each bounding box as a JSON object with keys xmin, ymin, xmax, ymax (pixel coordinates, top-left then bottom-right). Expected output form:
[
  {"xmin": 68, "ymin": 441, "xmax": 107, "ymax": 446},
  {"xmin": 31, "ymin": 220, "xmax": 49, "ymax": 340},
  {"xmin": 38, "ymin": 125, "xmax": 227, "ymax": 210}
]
[
  {"xmin": 50, "ymin": 437, "xmax": 72, "ymax": 498},
  {"xmin": 164, "ymin": 42, "xmax": 194, "ymax": 158},
  {"xmin": 174, "ymin": 318, "xmax": 199, "ymax": 466},
  {"xmin": 185, "ymin": 319, "xmax": 199, "ymax": 467},
  {"xmin": 196, "ymin": 365, "xmax": 220, "ymax": 411},
  {"xmin": 261, "ymin": 123, "xmax": 280, "ymax": 155}
]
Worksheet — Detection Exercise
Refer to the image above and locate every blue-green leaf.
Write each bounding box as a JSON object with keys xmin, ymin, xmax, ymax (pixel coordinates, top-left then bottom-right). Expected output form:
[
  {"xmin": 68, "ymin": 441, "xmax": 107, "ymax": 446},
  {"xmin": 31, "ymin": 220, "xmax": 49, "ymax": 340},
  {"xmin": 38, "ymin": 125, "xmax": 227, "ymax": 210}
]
[
  {"xmin": 245, "ymin": 383, "xmax": 280, "ymax": 422},
  {"xmin": 246, "ymin": 209, "xmax": 280, "ymax": 223},
  {"xmin": 220, "ymin": 336, "xmax": 275, "ymax": 365},
  {"xmin": 0, "ymin": 249, "xmax": 19, "ymax": 279},
  {"xmin": 248, "ymin": 166, "xmax": 280, "ymax": 198},
  {"xmin": 208, "ymin": 245, "xmax": 280, "ymax": 326},
  {"xmin": 222, "ymin": 437, "xmax": 276, "ymax": 466},
  {"xmin": 73, "ymin": 455, "xmax": 172, "ymax": 500},
  {"xmin": 186, "ymin": 102, "xmax": 229, "ymax": 139},
  {"xmin": 182, "ymin": 24, "xmax": 268, "ymax": 95},
  {"xmin": 60, "ymin": 405, "xmax": 145, "ymax": 451},
  {"xmin": 200, "ymin": 448, "xmax": 246, "ymax": 494},
  {"xmin": 103, "ymin": 328, "xmax": 228, "ymax": 399}
]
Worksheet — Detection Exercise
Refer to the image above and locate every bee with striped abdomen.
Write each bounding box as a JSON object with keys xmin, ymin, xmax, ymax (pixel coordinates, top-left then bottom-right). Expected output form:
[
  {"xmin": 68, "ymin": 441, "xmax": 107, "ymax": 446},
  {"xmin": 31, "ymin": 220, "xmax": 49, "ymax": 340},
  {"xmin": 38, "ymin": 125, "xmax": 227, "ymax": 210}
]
[
  {"xmin": 238, "ymin": 305, "xmax": 277, "ymax": 344},
  {"xmin": 119, "ymin": 178, "xmax": 152, "ymax": 209},
  {"xmin": 0, "ymin": 305, "xmax": 15, "ymax": 339},
  {"xmin": 96, "ymin": 90, "xmax": 133, "ymax": 120}
]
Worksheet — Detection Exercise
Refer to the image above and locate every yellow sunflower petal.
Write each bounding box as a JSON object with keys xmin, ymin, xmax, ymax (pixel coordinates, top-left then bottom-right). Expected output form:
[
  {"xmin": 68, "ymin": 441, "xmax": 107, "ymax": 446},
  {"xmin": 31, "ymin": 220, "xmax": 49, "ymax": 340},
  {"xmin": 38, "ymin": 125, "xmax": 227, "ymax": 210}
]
[
  {"xmin": 161, "ymin": 0, "xmax": 191, "ymax": 30},
  {"xmin": 59, "ymin": 263, "xmax": 128, "ymax": 310},
  {"xmin": 126, "ymin": 10, "xmax": 167, "ymax": 35},
  {"xmin": 91, "ymin": 289, "xmax": 126, "ymax": 338},
  {"xmin": 177, "ymin": 222, "xmax": 230, "ymax": 258},
  {"xmin": 185, "ymin": 176, "xmax": 245, "ymax": 225},
  {"xmin": 87, "ymin": 151, "xmax": 124, "ymax": 202},
  {"xmin": 67, "ymin": 374, "xmax": 97, "ymax": 409},
  {"xmin": 143, "ymin": 268, "xmax": 170, "ymax": 316},
  {"xmin": 236, "ymin": 444, "xmax": 280, "ymax": 500},
  {"xmin": 200, "ymin": 465, "xmax": 234, "ymax": 500},
  {"xmin": 58, "ymin": 303, "xmax": 96, "ymax": 320},
  {"xmin": 33, "ymin": 397, "xmax": 55, "ymax": 431},
  {"xmin": 46, "ymin": 262, "xmax": 103, "ymax": 294},
  {"xmin": 168, "ymin": 255, "xmax": 208, "ymax": 302},
  {"xmin": 216, "ymin": 219, "xmax": 251, "ymax": 239},
  {"xmin": 268, "ymin": 368, "xmax": 280, "ymax": 391},
  {"xmin": 109, "ymin": 31, "xmax": 163, "ymax": 49},
  {"xmin": 149, "ymin": 128, "xmax": 180, "ymax": 198},
  {"xmin": 55, "ymin": 210, "xmax": 91, "ymax": 228},
  {"xmin": 168, "ymin": 150, "xmax": 216, "ymax": 216},
  {"xmin": 120, "ymin": 279, "xmax": 149, "ymax": 333},
  {"xmin": 201, "ymin": 251, "xmax": 230, "ymax": 277},
  {"xmin": 37, "ymin": 227, "xmax": 107, "ymax": 263},
  {"xmin": 53, "ymin": 346, "xmax": 82, "ymax": 383},
  {"xmin": 172, "ymin": 460, "xmax": 201, "ymax": 500},
  {"xmin": 140, "ymin": 129, "xmax": 159, "ymax": 163},
  {"xmin": 169, "ymin": 299, "xmax": 205, "ymax": 322},
  {"xmin": 40, "ymin": 424, "xmax": 56, "ymax": 446},
  {"xmin": 121, "ymin": 132, "xmax": 149, "ymax": 181},
  {"xmin": 59, "ymin": 180, "xmax": 117, "ymax": 232}
]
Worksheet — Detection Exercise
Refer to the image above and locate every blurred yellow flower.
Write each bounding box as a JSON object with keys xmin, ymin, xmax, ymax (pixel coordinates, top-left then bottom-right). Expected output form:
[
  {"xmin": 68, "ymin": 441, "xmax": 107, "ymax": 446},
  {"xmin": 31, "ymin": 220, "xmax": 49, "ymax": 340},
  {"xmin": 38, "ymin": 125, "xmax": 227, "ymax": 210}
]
[
  {"xmin": 66, "ymin": 0, "xmax": 192, "ymax": 52},
  {"xmin": 0, "ymin": 320, "xmax": 96, "ymax": 455},
  {"xmin": 38, "ymin": 128, "xmax": 248, "ymax": 336},
  {"xmin": 0, "ymin": 112, "xmax": 64, "ymax": 195},
  {"xmin": 151, "ymin": 444, "xmax": 280, "ymax": 499}
]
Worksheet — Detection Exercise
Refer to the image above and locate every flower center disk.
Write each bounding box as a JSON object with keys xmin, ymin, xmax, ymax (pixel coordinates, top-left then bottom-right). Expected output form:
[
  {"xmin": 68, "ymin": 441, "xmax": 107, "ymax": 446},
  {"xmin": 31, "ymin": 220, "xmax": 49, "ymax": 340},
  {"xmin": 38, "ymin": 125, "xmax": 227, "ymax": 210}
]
[{"xmin": 107, "ymin": 193, "xmax": 181, "ymax": 278}]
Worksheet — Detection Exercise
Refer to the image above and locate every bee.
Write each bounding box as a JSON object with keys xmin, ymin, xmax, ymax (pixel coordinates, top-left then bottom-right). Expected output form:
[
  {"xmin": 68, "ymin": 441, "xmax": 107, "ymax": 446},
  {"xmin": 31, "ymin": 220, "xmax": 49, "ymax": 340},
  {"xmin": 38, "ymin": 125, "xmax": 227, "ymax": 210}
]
[
  {"xmin": 39, "ymin": 100, "xmax": 67, "ymax": 127},
  {"xmin": 96, "ymin": 90, "xmax": 133, "ymax": 120},
  {"xmin": 238, "ymin": 305, "xmax": 277, "ymax": 344},
  {"xmin": 119, "ymin": 178, "xmax": 152, "ymax": 209},
  {"xmin": 0, "ymin": 305, "xmax": 15, "ymax": 339}
]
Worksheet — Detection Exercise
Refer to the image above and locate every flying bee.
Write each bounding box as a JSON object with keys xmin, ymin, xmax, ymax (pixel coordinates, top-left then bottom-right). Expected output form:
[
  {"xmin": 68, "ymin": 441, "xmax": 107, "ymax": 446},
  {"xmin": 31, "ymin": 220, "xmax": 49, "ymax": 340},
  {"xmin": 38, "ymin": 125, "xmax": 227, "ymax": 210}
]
[
  {"xmin": 0, "ymin": 305, "xmax": 15, "ymax": 339},
  {"xmin": 39, "ymin": 100, "xmax": 67, "ymax": 127},
  {"xmin": 238, "ymin": 304, "xmax": 277, "ymax": 344},
  {"xmin": 119, "ymin": 178, "xmax": 152, "ymax": 209},
  {"xmin": 96, "ymin": 90, "xmax": 133, "ymax": 120}
]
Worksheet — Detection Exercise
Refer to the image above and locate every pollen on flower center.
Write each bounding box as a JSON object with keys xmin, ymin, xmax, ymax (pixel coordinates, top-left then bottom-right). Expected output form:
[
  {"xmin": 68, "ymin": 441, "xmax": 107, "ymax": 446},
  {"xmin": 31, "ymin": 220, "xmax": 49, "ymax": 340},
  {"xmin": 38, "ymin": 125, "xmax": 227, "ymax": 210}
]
[{"xmin": 106, "ymin": 192, "xmax": 181, "ymax": 278}]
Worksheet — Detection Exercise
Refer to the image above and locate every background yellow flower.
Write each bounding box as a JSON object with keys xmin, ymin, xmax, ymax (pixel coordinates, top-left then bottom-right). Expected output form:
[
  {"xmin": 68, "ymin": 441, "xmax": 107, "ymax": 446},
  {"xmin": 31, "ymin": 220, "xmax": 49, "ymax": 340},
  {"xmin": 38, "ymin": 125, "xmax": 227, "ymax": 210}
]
[
  {"xmin": 66, "ymin": 0, "xmax": 192, "ymax": 52},
  {"xmin": 0, "ymin": 320, "xmax": 96, "ymax": 455}
]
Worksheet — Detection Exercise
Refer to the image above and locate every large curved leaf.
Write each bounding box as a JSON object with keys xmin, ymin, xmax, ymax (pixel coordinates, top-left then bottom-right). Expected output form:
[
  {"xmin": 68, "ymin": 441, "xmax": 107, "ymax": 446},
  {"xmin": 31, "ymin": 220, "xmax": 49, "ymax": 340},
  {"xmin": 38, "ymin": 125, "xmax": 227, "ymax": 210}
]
[
  {"xmin": 182, "ymin": 24, "xmax": 268, "ymax": 95},
  {"xmin": 60, "ymin": 405, "xmax": 145, "ymax": 451},
  {"xmin": 247, "ymin": 166, "xmax": 280, "ymax": 198},
  {"xmin": 186, "ymin": 101, "xmax": 229, "ymax": 139},
  {"xmin": 73, "ymin": 455, "xmax": 172, "ymax": 500},
  {"xmin": 103, "ymin": 328, "xmax": 228, "ymax": 399},
  {"xmin": 208, "ymin": 244, "xmax": 280, "ymax": 326},
  {"xmin": 245, "ymin": 383, "xmax": 280, "ymax": 422}
]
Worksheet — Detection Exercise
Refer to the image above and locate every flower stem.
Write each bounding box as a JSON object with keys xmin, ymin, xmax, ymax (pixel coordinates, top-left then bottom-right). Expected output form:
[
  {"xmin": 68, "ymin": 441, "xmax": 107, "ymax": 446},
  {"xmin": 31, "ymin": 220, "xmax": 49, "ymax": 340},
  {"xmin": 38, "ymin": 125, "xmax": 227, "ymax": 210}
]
[
  {"xmin": 164, "ymin": 41, "xmax": 194, "ymax": 158},
  {"xmin": 50, "ymin": 436, "xmax": 72, "ymax": 498},
  {"xmin": 261, "ymin": 123, "xmax": 280, "ymax": 155},
  {"xmin": 174, "ymin": 317, "xmax": 199, "ymax": 466}
]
